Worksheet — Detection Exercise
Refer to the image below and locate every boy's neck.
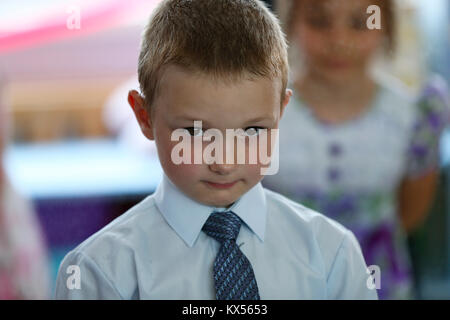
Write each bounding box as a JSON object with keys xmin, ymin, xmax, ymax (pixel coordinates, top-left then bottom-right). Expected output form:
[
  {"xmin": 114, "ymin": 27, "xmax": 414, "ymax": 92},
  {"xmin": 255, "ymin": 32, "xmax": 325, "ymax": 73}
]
[{"xmin": 220, "ymin": 202, "xmax": 235, "ymax": 210}]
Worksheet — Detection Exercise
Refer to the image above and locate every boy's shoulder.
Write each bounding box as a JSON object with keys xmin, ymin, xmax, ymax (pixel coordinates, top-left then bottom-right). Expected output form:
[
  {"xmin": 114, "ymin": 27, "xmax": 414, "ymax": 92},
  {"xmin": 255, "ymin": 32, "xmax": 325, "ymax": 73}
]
[
  {"xmin": 67, "ymin": 186, "xmax": 354, "ymax": 256},
  {"xmin": 262, "ymin": 188, "xmax": 373, "ymax": 290},
  {"xmin": 55, "ymin": 194, "xmax": 162, "ymax": 299},
  {"xmin": 264, "ymin": 186, "xmax": 349, "ymax": 232},
  {"xmin": 262, "ymin": 187, "xmax": 355, "ymax": 252},
  {"xmin": 63, "ymin": 193, "xmax": 160, "ymax": 261},
  {"xmin": 262, "ymin": 188, "xmax": 377, "ymax": 299}
]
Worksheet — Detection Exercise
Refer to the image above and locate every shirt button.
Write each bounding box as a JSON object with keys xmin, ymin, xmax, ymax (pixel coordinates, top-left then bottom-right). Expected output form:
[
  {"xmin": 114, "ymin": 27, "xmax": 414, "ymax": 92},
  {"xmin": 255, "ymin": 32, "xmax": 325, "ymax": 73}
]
[
  {"xmin": 328, "ymin": 142, "xmax": 342, "ymax": 157},
  {"xmin": 327, "ymin": 167, "xmax": 341, "ymax": 182}
]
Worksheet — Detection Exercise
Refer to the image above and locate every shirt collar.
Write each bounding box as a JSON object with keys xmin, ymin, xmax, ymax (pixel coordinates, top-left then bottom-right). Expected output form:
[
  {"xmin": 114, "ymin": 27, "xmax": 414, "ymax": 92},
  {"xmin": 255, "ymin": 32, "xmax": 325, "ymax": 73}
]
[{"xmin": 153, "ymin": 173, "xmax": 267, "ymax": 247}]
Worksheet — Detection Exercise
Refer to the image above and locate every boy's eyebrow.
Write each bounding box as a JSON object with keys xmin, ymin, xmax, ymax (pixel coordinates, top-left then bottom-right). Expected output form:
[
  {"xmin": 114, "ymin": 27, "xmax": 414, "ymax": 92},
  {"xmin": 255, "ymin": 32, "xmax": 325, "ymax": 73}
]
[
  {"xmin": 172, "ymin": 115, "xmax": 275, "ymax": 126},
  {"xmin": 243, "ymin": 116, "xmax": 276, "ymax": 125},
  {"xmin": 171, "ymin": 116, "xmax": 209, "ymax": 126}
]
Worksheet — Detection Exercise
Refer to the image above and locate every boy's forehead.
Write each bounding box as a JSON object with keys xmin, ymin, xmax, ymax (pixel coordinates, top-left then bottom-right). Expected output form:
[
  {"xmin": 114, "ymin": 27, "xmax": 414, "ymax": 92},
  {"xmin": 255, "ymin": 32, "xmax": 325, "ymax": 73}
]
[
  {"xmin": 158, "ymin": 64, "xmax": 281, "ymax": 92},
  {"xmin": 157, "ymin": 65, "xmax": 282, "ymax": 123}
]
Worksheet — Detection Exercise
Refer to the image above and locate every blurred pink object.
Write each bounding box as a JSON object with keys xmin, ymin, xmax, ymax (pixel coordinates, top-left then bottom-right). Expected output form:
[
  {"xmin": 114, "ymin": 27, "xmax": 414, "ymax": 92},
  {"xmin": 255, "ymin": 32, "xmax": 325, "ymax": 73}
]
[
  {"xmin": 0, "ymin": 179, "xmax": 51, "ymax": 299},
  {"xmin": 0, "ymin": 0, "xmax": 161, "ymax": 54},
  {"xmin": 0, "ymin": 76, "xmax": 50, "ymax": 299}
]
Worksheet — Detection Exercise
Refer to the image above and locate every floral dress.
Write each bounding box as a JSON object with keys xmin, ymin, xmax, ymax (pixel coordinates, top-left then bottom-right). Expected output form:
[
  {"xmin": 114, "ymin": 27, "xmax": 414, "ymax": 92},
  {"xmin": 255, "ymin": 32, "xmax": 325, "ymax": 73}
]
[{"xmin": 263, "ymin": 75, "xmax": 450, "ymax": 299}]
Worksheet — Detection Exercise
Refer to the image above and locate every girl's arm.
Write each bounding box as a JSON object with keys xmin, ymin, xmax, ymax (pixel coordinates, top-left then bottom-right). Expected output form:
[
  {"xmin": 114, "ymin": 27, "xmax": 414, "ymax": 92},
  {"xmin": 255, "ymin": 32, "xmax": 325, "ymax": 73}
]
[
  {"xmin": 397, "ymin": 170, "xmax": 439, "ymax": 234},
  {"xmin": 399, "ymin": 75, "xmax": 449, "ymax": 234}
]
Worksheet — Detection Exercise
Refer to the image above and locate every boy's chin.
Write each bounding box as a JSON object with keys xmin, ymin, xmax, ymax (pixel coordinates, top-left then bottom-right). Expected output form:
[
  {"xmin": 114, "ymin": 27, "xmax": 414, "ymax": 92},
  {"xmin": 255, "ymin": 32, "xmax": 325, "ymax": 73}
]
[
  {"xmin": 195, "ymin": 192, "xmax": 240, "ymax": 209},
  {"xmin": 200, "ymin": 197, "xmax": 237, "ymax": 209}
]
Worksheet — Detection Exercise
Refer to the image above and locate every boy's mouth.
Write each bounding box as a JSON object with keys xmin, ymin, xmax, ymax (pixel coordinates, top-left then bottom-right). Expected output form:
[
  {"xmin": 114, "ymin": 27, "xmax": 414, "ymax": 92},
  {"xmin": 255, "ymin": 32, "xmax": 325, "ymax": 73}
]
[{"xmin": 204, "ymin": 180, "xmax": 238, "ymax": 189}]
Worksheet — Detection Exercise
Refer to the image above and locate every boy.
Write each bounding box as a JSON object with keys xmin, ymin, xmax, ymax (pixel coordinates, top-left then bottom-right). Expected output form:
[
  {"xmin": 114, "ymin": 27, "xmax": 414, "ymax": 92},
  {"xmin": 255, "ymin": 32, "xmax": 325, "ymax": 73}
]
[{"xmin": 55, "ymin": 0, "xmax": 378, "ymax": 299}]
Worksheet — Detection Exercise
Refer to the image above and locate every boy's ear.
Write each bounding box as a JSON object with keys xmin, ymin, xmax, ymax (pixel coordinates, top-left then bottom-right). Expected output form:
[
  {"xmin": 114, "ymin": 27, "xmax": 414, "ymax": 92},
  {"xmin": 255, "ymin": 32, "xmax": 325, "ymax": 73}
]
[
  {"xmin": 280, "ymin": 88, "xmax": 292, "ymax": 119},
  {"xmin": 128, "ymin": 90, "xmax": 155, "ymax": 141}
]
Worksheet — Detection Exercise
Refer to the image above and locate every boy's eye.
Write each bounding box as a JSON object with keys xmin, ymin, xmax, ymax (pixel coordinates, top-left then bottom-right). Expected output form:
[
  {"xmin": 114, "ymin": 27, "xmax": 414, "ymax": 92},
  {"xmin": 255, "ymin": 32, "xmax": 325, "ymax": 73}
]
[
  {"xmin": 243, "ymin": 126, "xmax": 266, "ymax": 137},
  {"xmin": 183, "ymin": 127, "xmax": 204, "ymax": 136},
  {"xmin": 182, "ymin": 126, "xmax": 266, "ymax": 137}
]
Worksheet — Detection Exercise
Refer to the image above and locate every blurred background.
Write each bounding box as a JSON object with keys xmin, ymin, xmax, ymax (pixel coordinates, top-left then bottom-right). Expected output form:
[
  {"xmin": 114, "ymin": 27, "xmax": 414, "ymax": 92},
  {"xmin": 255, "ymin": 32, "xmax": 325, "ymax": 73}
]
[{"xmin": 0, "ymin": 0, "xmax": 448, "ymax": 299}]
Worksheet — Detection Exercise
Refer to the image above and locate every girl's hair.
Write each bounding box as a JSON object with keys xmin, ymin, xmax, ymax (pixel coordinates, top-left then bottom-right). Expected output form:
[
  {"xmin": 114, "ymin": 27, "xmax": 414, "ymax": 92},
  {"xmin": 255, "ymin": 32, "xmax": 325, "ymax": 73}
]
[{"xmin": 276, "ymin": 0, "xmax": 396, "ymax": 54}]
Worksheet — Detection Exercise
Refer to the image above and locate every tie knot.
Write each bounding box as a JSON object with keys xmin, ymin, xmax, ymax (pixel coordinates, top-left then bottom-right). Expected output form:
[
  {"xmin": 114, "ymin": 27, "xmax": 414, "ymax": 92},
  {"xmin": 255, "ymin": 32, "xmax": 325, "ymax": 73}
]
[{"xmin": 202, "ymin": 211, "xmax": 242, "ymax": 243}]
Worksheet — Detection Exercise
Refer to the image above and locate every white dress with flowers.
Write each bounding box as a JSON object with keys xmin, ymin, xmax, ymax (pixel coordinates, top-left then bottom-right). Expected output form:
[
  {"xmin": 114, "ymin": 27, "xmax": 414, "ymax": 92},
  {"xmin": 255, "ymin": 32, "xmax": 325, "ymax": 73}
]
[{"xmin": 263, "ymin": 75, "xmax": 450, "ymax": 299}]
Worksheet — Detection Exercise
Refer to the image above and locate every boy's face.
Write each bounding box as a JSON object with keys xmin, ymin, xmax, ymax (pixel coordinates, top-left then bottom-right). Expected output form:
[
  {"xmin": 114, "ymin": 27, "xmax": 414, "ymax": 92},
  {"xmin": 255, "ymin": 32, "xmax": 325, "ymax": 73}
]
[{"xmin": 129, "ymin": 65, "xmax": 291, "ymax": 208}]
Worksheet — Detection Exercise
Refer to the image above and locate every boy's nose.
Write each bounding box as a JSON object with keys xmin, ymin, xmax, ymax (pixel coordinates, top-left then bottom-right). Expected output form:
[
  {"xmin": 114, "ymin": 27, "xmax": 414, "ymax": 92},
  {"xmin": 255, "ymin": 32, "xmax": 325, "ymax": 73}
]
[
  {"xmin": 208, "ymin": 162, "xmax": 237, "ymax": 175},
  {"xmin": 207, "ymin": 134, "xmax": 240, "ymax": 175}
]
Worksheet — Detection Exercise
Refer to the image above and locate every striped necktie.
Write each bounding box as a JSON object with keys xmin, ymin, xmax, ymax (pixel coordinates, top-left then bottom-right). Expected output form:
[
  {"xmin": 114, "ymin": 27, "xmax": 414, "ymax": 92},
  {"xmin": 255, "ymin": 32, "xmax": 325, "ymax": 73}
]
[{"xmin": 202, "ymin": 210, "xmax": 260, "ymax": 300}]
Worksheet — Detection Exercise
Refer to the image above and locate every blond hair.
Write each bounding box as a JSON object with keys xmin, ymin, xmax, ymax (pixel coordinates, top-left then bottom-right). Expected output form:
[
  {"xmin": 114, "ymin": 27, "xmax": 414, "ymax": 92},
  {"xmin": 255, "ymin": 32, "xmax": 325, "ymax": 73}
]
[{"xmin": 138, "ymin": 0, "xmax": 289, "ymax": 113}]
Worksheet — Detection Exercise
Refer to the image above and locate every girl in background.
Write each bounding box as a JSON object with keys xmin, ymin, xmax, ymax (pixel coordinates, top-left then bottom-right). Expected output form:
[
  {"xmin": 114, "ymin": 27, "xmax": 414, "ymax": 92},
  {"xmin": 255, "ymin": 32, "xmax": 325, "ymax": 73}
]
[
  {"xmin": 0, "ymin": 77, "xmax": 50, "ymax": 299},
  {"xmin": 263, "ymin": 0, "xmax": 449, "ymax": 299}
]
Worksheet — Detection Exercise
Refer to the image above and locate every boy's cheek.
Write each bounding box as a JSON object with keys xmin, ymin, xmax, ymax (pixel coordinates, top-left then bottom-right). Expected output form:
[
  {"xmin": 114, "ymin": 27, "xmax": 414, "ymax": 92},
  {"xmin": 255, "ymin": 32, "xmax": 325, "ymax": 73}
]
[
  {"xmin": 253, "ymin": 164, "xmax": 271, "ymax": 182},
  {"xmin": 163, "ymin": 160, "xmax": 204, "ymax": 185},
  {"xmin": 173, "ymin": 163, "xmax": 201, "ymax": 178}
]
